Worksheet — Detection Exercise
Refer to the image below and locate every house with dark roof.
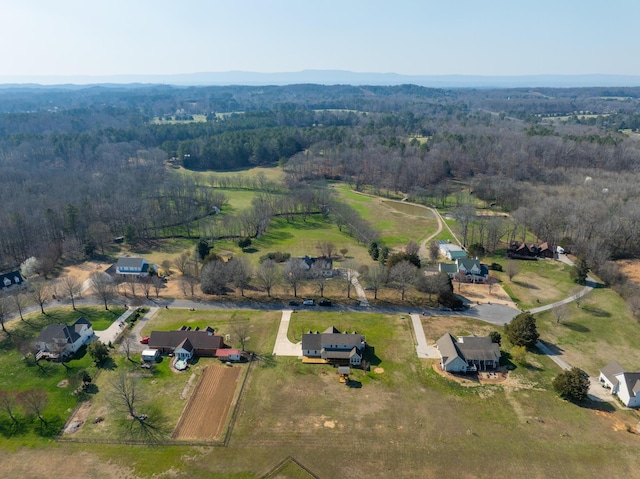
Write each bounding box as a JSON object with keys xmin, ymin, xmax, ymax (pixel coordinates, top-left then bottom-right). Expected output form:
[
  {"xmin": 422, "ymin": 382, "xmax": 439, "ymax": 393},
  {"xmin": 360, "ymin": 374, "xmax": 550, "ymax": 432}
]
[
  {"xmin": 148, "ymin": 327, "xmax": 225, "ymax": 358},
  {"xmin": 599, "ymin": 361, "xmax": 640, "ymax": 407},
  {"xmin": 302, "ymin": 326, "xmax": 366, "ymax": 367},
  {"xmin": 508, "ymin": 241, "xmax": 555, "ymax": 259},
  {"xmin": 115, "ymin": 257, "xmax": 150, "ymax": 277},
  {"xmin": 300, "ymin": 255, "xmax": 335, "ymax": 277},
  {"xmin": 0, "ymin": 270, "xmax": 24, "ymax": 290},
  {"xmin": 436, "ymin": 333, "xmax": 501, "ymax": 373},
  {"xmin": 36, "ymin": 317, "xmax": 94, "ymax": 359},
  {"xmin": 439, "ymin": 258, "xmax": 489, "ymax": 283}
]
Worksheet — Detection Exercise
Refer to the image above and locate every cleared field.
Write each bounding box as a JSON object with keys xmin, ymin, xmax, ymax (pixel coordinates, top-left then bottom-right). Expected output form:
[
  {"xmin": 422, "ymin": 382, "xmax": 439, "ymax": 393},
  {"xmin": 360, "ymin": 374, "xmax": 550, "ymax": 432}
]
[{"xmin": 172, "ymin": 364, "xmax": 240, "ymax": 441}]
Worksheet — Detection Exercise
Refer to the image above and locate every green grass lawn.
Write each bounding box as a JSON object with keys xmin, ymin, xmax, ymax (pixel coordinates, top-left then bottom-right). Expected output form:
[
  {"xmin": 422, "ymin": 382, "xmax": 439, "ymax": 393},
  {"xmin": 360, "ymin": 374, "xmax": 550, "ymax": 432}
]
[
  {"xmin": 334, "ymin": 184, "xmax": 440, "ymax": 249},
  {"xmin": 140, "ymin": 309, "xmax": 280, "ymax": 355},
  {"xmin": 535, "ymin": 287, "xmax": 640, "ymax": 375},
  {"xmin": 0, "ymin": 307, "xmax": 125, "ymax": 440},
  {"xmin": 488, "ymin": 256, "xmax": 576, "ymax": 310}
]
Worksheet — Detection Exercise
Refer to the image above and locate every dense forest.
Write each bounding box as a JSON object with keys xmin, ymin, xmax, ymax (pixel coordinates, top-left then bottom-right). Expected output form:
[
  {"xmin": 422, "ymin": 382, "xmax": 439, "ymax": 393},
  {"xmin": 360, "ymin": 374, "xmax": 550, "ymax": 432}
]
[{"xmin": 2, "ymin": 83, "xmax": 640, "ymax": 285}]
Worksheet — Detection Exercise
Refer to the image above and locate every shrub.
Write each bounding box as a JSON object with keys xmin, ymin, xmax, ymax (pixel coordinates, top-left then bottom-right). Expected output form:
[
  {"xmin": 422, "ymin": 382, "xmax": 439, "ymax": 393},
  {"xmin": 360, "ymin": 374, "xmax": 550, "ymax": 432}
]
[
  {"xmin": 489, "ymin": 263, "xmax": 503, "ymax": 272},
  {"xmin": 552, "ymin": 367, "xmax": 590, "ymax": 402},
  {"xmin": 504, "ymin": 312, "xmax": 539, "ymax": 348}
]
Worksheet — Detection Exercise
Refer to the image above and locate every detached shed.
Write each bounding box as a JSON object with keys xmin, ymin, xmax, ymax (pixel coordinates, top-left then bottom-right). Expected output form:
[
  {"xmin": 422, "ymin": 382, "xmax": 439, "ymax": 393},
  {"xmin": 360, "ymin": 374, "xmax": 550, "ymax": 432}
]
[
  {"xmin": 216, "ymin": 349, "xmax": 246, "ymax": 362},
  {"xmin": 141, "ymin": 349, "xmax": 160, "ymax": 361}
]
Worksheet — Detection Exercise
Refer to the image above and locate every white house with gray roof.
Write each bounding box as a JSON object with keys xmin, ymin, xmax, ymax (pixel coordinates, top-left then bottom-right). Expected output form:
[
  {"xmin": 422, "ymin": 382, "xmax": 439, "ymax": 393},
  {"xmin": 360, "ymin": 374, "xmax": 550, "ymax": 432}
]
[
  {"xmin": 599, "ymin": 361, "xmax": 640, "ymax": 407},
  {"xmin": 436, "ymin": 333, "xmax": 500, "ymax": 373},
  {"xmin": 115, "ymin": 257, "xmax": 150, "ymax": 277},
  {"xmin": 439, "ymin": 258, "xmax": 490, "ymax": 283},
  {"xmin": 36, "ymin": 317, "xmax": 94, "ymax": 359}
]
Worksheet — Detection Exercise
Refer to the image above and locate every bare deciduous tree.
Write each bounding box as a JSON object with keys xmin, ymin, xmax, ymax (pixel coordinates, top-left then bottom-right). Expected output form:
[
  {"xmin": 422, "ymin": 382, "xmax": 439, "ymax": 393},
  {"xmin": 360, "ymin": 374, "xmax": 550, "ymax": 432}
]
[
  {"xmin": 230, "ymin": 321, "xmax": 250, "ymax": 350},
  {"xmin": 172, "ymin": 252, "xmax": 191, "ymax": 276},
  {"xmin": 59, "ymin": 275, "xmax": 82, "ymax": 310},
  {"xmin": 505, "ymin": 261, "xmax": 520, "ymax": 282},
  {"xmin": 390, "ymin": 261, "xmax": 418, "ymax": 301},
  {"xmin": 552, "ymin": 303, "xmax": 569, "ymax": 324},
  {"xmin": 29, "ymin": 280, "xmax": 49, "ymax": 315},
  {"xmin": 229, "ymin": 256, "xmax": 252, "ymax": 297},
  {"xmin": 10, "ymin": 291, "xmax": 26, "ymax": 321},
  {"xmin": 255, "ymin": 259, "xmax": 280, "ymax": 297},
  {"xmin": 365, "ymin": 263, "xmax": 388, "ymax": 300},
  {"xmin": 0, "ymin": 389, "xmax": 20, "ymax": 425},
  {"xmin": 90, "ymin": 273, "xmax": 116, "ymax": 310},
  {"xmin": 18, "ymin": 388, "xmax": 49, "ymax": 425},
  {"xmin": 283, "ymin": 258, "xmax": 307, "ymax": 297},
  {"xmin": 0, "ymin": 294, "xmax": 13, "ymax": 334}
]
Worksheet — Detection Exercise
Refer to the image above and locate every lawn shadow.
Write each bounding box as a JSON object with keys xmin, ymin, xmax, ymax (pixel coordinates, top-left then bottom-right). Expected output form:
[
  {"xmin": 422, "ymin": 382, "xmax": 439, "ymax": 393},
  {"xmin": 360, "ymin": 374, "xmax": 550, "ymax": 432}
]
[
  {"xmin": 512, "ymin": 280, "xmax": 539, "ymax": 290},
  {"xmin": 561, "ymin": 322, "xmax": 590, "ymax": 333},
  {"xmin": 346, "ymin": 379, "xmax": 362, "ymax": 389},
  {"xmin": 580, "ymin": 305, "xmax": 611, "ymax": 318},
  {"xmin": 579, "ymin": 399, "xmax": 616, "ymax": 413},
  {"xmin": 98, "ymin": 357, "xmax": 117, "ymax": 370},
  {"xmin": 364, "ymin": 346, "xmax": 381, "ymax": 367}
]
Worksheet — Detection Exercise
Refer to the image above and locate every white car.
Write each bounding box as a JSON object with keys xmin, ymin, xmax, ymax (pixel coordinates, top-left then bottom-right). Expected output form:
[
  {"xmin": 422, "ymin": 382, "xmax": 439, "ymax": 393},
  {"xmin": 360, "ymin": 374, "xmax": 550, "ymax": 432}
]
[{"xmin": 302, "ymin": 299, "xmax": 314, "ymax": 306}]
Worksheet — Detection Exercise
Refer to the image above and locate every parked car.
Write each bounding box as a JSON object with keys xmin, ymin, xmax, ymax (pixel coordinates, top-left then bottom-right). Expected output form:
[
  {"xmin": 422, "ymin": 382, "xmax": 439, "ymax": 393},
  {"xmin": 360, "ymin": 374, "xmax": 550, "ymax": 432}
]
[
  {"xmin": 319, "ymin": 299, "xmax": 332, "ymax": 306},
  {"xmin": 363, "ymin": 286, "xmax": 374, "ymax": 291},
  {"xmin": 302, "ymin": 299, "xmax": 314, "ymax": 306},
  {"xmin": 288, "ymin": 300, "xmax": 300, "ymax": 306},
  {"xmin": 139, "ymin": 336, "xmax": 149, "ymax": 344}
]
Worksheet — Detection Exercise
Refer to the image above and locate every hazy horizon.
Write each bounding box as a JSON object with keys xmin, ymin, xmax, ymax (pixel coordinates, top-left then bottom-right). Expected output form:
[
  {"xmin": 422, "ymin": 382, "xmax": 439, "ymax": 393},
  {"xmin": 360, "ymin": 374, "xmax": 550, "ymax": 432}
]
[{"xmin": 2, "ymin": 0, "xmax": 639, "ymax": 82}]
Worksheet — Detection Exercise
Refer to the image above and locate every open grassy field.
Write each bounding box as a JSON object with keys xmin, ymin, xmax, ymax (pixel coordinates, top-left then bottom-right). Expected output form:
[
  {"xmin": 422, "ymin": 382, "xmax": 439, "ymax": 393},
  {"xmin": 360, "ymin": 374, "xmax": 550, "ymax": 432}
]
[
  {"xmin": 488, "ymin": 256, "xmax": 576, "ymax": 310},
  {"xmin": 333, "ymin": 185, "xmax": 440, "ymax": 249},
  {"xmin": 535, "ymin": 287, "xmax": 640, "ymax": 375}
]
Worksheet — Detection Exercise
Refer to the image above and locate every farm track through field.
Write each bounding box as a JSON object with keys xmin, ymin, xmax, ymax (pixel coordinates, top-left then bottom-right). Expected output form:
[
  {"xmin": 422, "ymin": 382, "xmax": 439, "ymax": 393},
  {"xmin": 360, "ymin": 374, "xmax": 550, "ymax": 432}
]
[{"xmin": 172, "ymin": 365, "xmax": 240, "ymax": 441}]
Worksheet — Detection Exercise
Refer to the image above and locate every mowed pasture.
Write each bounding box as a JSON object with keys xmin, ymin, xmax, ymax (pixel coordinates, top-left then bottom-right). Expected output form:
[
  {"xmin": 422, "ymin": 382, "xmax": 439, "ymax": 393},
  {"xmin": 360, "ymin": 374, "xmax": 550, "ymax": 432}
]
[{"xmin": 172, "ymin": 364, "xmax": 240, "ymax": 441}]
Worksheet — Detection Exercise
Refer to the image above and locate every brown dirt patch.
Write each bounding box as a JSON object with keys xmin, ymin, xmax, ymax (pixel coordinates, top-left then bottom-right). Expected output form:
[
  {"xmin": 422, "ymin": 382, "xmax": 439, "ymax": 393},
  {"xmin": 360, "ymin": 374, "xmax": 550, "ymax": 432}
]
[
  {"xmin": 455, "ymin": 282, "xmax": 516, "ymax": 308},
  {"xmin": 64, "ymin": 401, "xmax": 92, "ymax": 434},
  {"xmin": 374, "ymin": 367, "xmax": 384, "ymax": 374},
  {"xmin": 172, "ymin": 364, "xmax": 240, "ymax": 441},
  {"xmin": 431, "ymin": 363, "xmax": 508, "ymax": 387},
  {"xmin": 57, "ymin": 379, "xmax": 69, "ymax": 388}
]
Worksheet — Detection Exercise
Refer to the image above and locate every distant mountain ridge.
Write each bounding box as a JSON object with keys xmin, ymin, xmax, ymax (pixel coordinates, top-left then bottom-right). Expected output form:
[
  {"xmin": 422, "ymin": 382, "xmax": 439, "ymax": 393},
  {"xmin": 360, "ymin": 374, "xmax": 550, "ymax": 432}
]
[{"xmin": 2, "ymin": 70, "xmax": 640, "ymax": 88}]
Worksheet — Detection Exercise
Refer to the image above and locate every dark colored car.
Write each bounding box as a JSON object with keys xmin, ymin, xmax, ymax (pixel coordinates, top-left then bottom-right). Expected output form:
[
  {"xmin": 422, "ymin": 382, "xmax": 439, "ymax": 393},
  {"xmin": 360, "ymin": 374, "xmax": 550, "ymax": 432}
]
[
  {"xmin": 288, "ymin": 300, "xmax": 300, "ymax": 306},
  {"xmin": 319, "ymin": 299, "xmax": 332, "ymax": 306}
]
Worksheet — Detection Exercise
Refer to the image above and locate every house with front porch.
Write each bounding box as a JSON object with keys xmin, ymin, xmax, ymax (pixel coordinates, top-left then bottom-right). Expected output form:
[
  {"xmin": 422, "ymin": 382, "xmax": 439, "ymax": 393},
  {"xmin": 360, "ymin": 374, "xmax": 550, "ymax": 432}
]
[
  {"xmin": 302, "ymin": 326, "xmax": 366, "ymax": 367},
  {"xmin": 436, "ymin": 333, "xmax": 500, "ymax": 373},
  {"xmin": 439, "ymin": 258, "xmax": 489, "ymax": 283},
  {"xmin": 36, "ymin": 317, "xmax": 94, "ymax": 360}
]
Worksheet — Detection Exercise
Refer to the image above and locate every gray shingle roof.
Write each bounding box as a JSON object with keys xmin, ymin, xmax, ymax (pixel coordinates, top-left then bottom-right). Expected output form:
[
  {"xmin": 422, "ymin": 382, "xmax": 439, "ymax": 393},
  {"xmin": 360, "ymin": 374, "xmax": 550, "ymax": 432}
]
[
  {"xmin": 600, "ymin": 361, "xmax": 625, "ymax": 386},
  {"xmin": 116, "ymin": 257, "xmax": 147, "ymax": 269}
]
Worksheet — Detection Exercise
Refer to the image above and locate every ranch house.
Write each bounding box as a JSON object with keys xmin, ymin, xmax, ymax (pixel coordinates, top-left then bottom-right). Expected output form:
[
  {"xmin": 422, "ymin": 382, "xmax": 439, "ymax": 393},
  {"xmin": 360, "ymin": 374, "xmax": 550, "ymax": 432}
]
[
  {"xmin": 436, "ymin": 333, "xmax": 500, "ymax": 373},
  {"xmin": 148, "ymin": 326, "xmax": 225, "ymax": 358},
  {"xmin": 439, "ymin": 258, "xmax": 490, "ymax": 283},
  {"xmin": 302, "ymin": 326, "xmax": 366, "ymax": 367}
]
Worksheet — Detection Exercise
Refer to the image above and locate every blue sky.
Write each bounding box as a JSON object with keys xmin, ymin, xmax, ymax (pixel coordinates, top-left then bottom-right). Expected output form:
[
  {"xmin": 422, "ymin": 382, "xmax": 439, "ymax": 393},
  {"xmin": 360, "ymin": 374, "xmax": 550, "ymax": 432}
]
[{"xmin": 1, "ymin": 0, "xmax": 638, "ymax": 78}]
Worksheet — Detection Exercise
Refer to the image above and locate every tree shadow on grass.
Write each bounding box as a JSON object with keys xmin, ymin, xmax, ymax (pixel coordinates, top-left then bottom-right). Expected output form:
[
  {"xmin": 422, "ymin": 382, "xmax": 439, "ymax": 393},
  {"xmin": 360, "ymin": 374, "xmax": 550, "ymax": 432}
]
[
  {"xmin": 577, "ymin": 399, "xmax": 616, "ymax": 413},
  {"xmin": 580, "ymin": 305, "xmax": 611, "ymax": 318},
  {"xmin": 97, "ymin": 357, "xmax": 118, "ymax": 370},
  {"xmin": 513, "ymin": 280, "xmax": 539, "ymax": 290},
  {"xmin": 253, "ymin": 353, "xmax": 277, "ymax": 368},
  {"xmin": 0, "ymin": 418, "xmax": 29, "ymax": 438},
  {"xmin": 561, "ymin": 322, "xmax": 590, "ymax": 333}
]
